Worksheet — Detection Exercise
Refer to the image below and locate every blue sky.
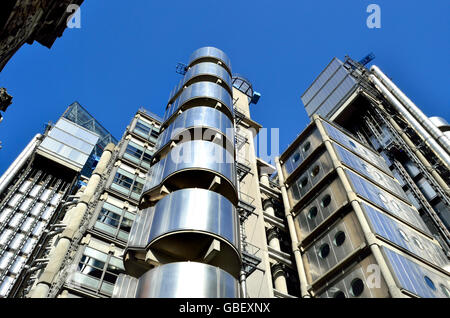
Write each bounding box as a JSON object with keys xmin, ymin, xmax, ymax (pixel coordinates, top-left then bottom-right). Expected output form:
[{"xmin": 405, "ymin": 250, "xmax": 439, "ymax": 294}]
[{"xmin": 0, "ymin": 0, "xmax": 449, "ymax": 172}]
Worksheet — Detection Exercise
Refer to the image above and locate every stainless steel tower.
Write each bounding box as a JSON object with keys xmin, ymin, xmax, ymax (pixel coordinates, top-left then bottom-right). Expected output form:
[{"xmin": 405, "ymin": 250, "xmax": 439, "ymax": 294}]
[{"xmin": 114, "ymin": 47, "xmax": 242, "ymax": 298}]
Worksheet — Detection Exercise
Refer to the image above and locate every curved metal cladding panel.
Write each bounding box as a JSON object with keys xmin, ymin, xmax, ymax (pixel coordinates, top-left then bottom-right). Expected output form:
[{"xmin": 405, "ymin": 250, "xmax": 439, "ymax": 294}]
[
  {"xmin": 321, "ymin": 121, "xmax": 392, "ymax": 175},
  {"xmin": 147, "ymin": 188, "xmax": 240, "ymax": 250},
  {"xmin": 381, "ymin": 246, "xmax": 450, "ymax": 298},
  {"xmin": 167, "ymin": 62, "xmax": 233, "ymax": 104},
  {"xmin": 142, "ymin": 156, "xmax": 166, "ymax": 193},
  {"xmin": 318, "ymin": 254, "xmax": 390, "ymax": 298},
  {"xmin": 332, "ymin": 143, "xmax": 407, "ymax": 201},
  {"xmin": 163, "ymin": 82, "xmax": 233, "ymax": 124},
  {"xmin": 142, "ymin": 140, "xmax": 237, "ymax": 200},
  {"xmin": 156, "ymin": 106, "xmax": 235, "ymax": 152},
  {"xmin": 112, "ymin": 274, "xmax": 138, "ymax": 298},
  {"xmin": 162, "ymin": 140, "xmax": 236, "ymax": 186},
  {"xmin": 361, "ymin": 202, "xmax": 450, "ymax": 269},
  {"xmin": 184, "ymin": 62, "xmax": 233, "ymax": 92},
  {"xmin": 135, "ymin": 262, "xmax": 239, "ymax": 298},
  {"xmin": 188, "ymin": 47, "xmax": 232, "ymax": 75},
  {"xmin": 344, "ymin": 169, "xmax": 433, "ymax": 236},
  {"xmin": 127, "ymin": 206, "xmax": 155, "ymax": 249}
]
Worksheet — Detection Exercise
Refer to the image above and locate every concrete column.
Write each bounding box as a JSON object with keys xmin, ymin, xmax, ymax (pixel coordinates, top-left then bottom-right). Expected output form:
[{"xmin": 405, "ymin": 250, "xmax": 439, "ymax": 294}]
[
  {"xmin": 259, "ymin": 172, "xmax": 270, "ymax": 187},
  {"xmin": 271, "ymin": 263, "xmax": 288, "ymax": 294},
  {"xmin": 29, "ymin": 143, "xmax": 115, "ymax": 298},
  {"xmin": 267, "ymin": 227, "xmax": 282, "ymax": 251},
  {"xmin": 262, "ymin": 199, "xmax": 275, "ymax": 217},
  {"xmin": 34, "ymin": 238, "xmax": 71, "ymax": 286},
  {"xmin": 61, "ymin": 187, "xmax": 85, "ymax": 225},
  {"xmin": 61, "ymin": 202, "xmax": 89, "ymax": 239},
  {"xmin": 275, "ymin": 157, "xmax": 310, "ymax": 298},
  {"xmin": 29, "ymin": 283, "xmax": 50, "ymax": 299}
]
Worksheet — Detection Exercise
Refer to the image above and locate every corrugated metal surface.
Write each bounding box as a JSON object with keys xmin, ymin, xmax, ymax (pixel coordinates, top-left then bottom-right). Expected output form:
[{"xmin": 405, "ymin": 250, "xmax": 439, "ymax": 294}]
[
  {"xmin": 322, "ymin": 121, "xmax": 391, "ymax": 174},
  {"xmin": 345, "ymin": 169, "xmax": 432, "ymax": 236},
  {"xmin": 362, "ymin": 202, "xmax": 449, "ymax": 268},
  {"xmin": 302, "ymin": 58, "xmax": 342, "ymax": 106},
  {"xmin": 302, "ymin": 58, "xmax": 358, "ymax": 119},
  {"xmin": 333, "ymin": 143, "xmax": 406, "ymax": 201},
  {"xmin": 382, "ymin": 246, "xmax": 450, "ymax": 298}
]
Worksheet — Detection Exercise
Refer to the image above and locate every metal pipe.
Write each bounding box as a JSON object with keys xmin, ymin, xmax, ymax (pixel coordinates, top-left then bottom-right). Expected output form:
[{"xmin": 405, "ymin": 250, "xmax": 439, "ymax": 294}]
[
  {"xmin": 371, "ymin": 65, "xmax": 450, "ymax": 157},
  {"xmin": 274, "ymin": 156, "xmax": 310, "ymax": 298},
  {"xmin": 369, "ymin": 74, "xmax": 450, "ymax": 170},
  {"xmin": 0, "ymin": 134, "xmax": 41, "ymax": 194},
  {"xmin": 387, "ymin": 118, "xmax": 450, "ymax": 195},
  {"xmin": 239, "ymin": 270, "xmax": 247, "ymax": 298}
]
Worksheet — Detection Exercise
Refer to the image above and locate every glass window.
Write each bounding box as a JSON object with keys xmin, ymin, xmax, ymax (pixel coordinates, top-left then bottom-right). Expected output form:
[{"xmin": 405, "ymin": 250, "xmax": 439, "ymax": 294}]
[
  {"xmin": 142, "ymin": 151, "xmax": 153, "ymax": 164},
  {"xmin": 150, "ymin": 130, "xmax": 159, "ymax": 138},
  {"xmin": 398, "ymin": 229, "xmax": 409, "ymax": 242},
  {"xmin": 125, "ymin": 143, "xmax": 143, "ymax": 161},
  {"xmin": 97, "ymin": 208, "xmax": 121, "ymax": 228},
  {"xmin": 134, "ymin": 120, "xmax": 151, "ymax": 136},
  {"xmin": 413, "ymin": 237, "xmax": 424, "ymax": 250},
  {"xmin": 333, "ymin": 290, "xmax": 346, "ymax": 298},
  {"xmin": 440, "ymin": 284, "xmax": 450, "ymax": 298},
  {"xmin": 113, "ymin": 172, "xmax": 134, "ymax": 190},
  {"xmin": 424, "ymin": 276, "xmax": 436, "ymax": 291},
  {"xmin": 308, "ymin": 206, "xmax": 318, "ymax": 220},
  {"xmin": 0, "ymin": 251, "xmax": 14, "ymax": 270},
  {"xmin": 350, "ymin": 278, "xmax": 365, "ymax": 297},
  {"xmin": 94, "ymin": 202, "xmax": 135, "ymax": 242},
  {"xmin": 111, "ymin": 168, "xmax": 146, "ymax": 200},
  {"xmin": 318, "ymin": 243, "xmax": 330, "ymax": 259},
  {"xmin": 71, "ymin": 247, "xmax": 125, "ymax": 296},
  {"xmin": 302, "ymin": 141, "xmax": 311, "ymax": 153},
  {"xmin": 124, "ymin": 141, "xmax": 153, "ymax": 169},
  {"xmin": 321, "ymin": 194, "xmax": 332, "ymax": 208},
  {"xmin": 334, "ymin": 231, "xmax": 346, "ymax": 246},
  {"xmin": 133, "ymin": 119, "xmax": 160, "ymax": 143},
  {"xmin": 0, "ymin": 277, "xmax": 14, "ymax": 297}
]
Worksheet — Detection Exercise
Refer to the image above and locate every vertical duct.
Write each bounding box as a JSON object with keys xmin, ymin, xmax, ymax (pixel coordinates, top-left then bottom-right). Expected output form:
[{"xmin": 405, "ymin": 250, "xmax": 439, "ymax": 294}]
[{"xmin": 370, "ymin": 66, "xmax": 450, "ymax": 165}]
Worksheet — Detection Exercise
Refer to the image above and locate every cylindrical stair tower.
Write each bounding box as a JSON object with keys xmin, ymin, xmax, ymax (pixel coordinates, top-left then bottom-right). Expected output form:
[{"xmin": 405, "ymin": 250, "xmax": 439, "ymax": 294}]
[{"xmin": 118, "ymin": 47, "xmax": 241, "ymax": 298}]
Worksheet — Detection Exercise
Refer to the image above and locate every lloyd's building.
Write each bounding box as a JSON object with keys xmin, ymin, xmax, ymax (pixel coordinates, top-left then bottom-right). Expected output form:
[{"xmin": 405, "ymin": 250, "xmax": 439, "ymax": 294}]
[{"xmin": 113, "ymin": 47, "xmax": 268, "ymax": 298}]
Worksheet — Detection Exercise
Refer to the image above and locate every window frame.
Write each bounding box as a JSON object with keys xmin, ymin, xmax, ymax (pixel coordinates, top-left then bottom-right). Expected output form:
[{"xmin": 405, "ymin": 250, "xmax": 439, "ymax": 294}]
[
  {"xmin": 94, "ymin": 202, "xmax": 135, "ymax": 242},
  {"xmin": 70, "ymin": 246, "xmax": 125, "ymax": 296}
]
